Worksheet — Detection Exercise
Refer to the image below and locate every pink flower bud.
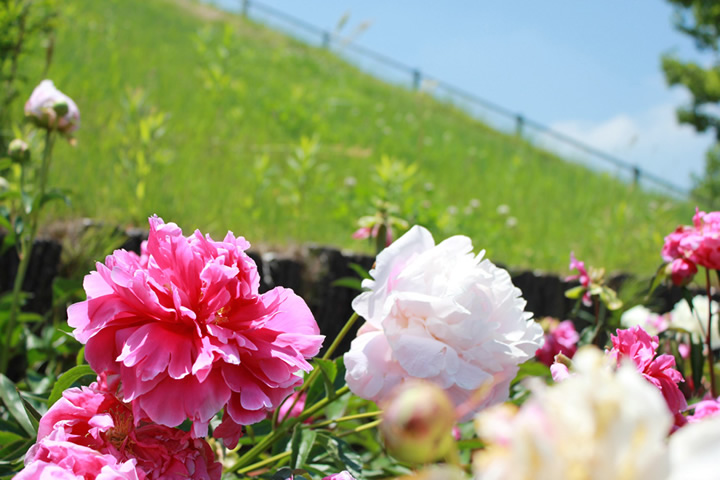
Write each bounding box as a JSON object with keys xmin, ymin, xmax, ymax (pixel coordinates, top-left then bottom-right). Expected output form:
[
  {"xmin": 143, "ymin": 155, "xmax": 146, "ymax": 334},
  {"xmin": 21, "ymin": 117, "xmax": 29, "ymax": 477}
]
[
  {"xmin": 24, "ymin": 80, "xmax": 80, "ymax": 133},
  {"xmin": 379, "ymin": 381, "xmax": 456, "ymax": 464}
]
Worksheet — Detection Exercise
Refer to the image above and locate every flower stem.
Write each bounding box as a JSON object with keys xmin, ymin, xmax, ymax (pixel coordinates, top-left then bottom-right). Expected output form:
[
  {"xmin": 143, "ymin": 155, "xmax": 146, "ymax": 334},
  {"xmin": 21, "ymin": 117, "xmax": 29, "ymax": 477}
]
[
  {"xmin": 278, "ymin": 312, "xmax": 360, "ymax": 425},
  {"xmin": 705, "ymin": 268, "xmax": 717, "ymax": 398},
  {"xmin": 337, "ymin": 418, "xmax": 382, "ymax": 438},
  {"xmin": 236, "ymin": 451, "xmax": 291, "ymax": 475},
  {"xmin": 0, "ymin": 129, "xmax": 54, "ymax": 374},
  {"xmin": 230, "ymin": 386, "xmax": 350, "ymax": 471},
  {"xmin": 309, "ymin": 410, "xmax": 382, "ymax": 429}
]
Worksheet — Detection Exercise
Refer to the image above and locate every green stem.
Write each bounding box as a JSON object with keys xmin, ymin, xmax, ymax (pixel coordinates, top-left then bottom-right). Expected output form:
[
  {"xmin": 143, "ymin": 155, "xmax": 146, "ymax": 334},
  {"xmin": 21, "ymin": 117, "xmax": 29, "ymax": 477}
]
[
  {"xmin": 706, "ymin": 268, "xmax": 717, "ymax": 398},
  {"xmin": 230, "ymin": 385, "xmax": 350, "ymax": 471},
  {"xmin": 309, "ymin": 410, "xmax": 381, "ymax": 429},
  {"xmin": 337, "ymin": 418, "xmax": 382, "ymax": 438},
  {"xmin": 279, "ymin": 312, "xmax": 359, "ymax": 424},
  {"xmin": 1, "ymin": 130, "xmax": 54, "ymax": 374},
  {"xmin": 236, "ymin": 451, "xmax": 291, "ymax": 475}
]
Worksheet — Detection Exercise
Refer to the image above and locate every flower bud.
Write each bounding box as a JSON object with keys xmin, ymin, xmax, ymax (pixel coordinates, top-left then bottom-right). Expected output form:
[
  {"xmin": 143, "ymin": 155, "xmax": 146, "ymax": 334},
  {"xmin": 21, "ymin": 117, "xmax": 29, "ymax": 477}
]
[
  {"xmin": 0, "ymin": 177, "xmax": 9, "ymax": 192},
  {"xmin": 24, "ymin": 80, "xmax": 80, "ymax": 133},
  {"xmin": 379, "ymin": 381, "xmax": 456, "ymax": 464},
  {"xmin": 7, "ymin": 139, "xmax": 30, "ymax": 163}
]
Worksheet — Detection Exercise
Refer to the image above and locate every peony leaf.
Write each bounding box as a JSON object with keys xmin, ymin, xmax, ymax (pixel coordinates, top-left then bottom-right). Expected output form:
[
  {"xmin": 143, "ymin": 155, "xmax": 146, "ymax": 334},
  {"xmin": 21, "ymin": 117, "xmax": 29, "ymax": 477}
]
[
  {"xmin": 564, "ymin": 285, "xmax": 585, "ymax": 299},
  {"xmin": 0, "ymin": 374, "xmax": 35, "ymax": 437},
  {"xmin": 290, "ymin": 427, "xmax": 317, "ymax": 470},
  {"xmin": 47, "ymin": 365, "xmax": 96, "ymax": 407}
]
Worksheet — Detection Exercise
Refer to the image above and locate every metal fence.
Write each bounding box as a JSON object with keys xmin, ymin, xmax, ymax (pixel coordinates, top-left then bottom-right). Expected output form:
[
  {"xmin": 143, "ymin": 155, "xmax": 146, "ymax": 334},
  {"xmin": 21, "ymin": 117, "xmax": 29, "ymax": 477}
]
[{"xmin": 207, "ymin": 0, "xmax": 693, "ymax": 200}]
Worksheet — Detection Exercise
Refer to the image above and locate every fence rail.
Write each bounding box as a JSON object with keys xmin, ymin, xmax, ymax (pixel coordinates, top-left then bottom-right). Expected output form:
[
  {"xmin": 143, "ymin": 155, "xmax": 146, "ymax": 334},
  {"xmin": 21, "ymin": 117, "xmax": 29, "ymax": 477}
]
[{"xmin": 207, "ymin": 0, "xmax": 696, "ymax": 200}]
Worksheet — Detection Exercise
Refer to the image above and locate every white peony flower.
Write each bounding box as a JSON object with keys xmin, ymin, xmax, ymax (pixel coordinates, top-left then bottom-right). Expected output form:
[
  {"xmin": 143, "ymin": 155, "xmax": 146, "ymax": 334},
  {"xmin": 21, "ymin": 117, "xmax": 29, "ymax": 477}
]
[
  {"xmin": 473, "ymin": 347, "xmax": 673, "ymax": 480},
  {"xmin": 620, "ymin": 305, "xmax": 669, "ymax": 336},
  {"xmin": 24, "ymin": 80, "xmax": 80, "ymax": 133},
  {"xmin": 669, "ymin": 415, "xmax": 720, "ymax": 479},
  {"xmin": 669, "ymin": 295, "xmax": 720, "ymax": 349},
  {"xmin": 344, "ymin": 225, "xmax": 542, "ymax": 419}
]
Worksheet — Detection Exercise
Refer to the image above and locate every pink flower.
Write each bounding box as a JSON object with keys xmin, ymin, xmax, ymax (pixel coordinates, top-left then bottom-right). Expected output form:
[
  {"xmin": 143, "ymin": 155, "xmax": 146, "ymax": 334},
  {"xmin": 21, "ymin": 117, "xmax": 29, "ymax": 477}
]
[
  {"xmin": 352, "ymin": 224, "xmax": 392, "ymax": 247},
  {"xmin": 680, "ymin": 208, "xmax": 720, "ymax": 270},
  {"xmin": 322, "ymin": 473, "xmax": 357, "ymax": 480},
  {"xmin": 17, "ymin": 438, "xmax": 143, "ymax": 480},
  {"xmin": 550, "ymin": 362, "xmax": 571, "ymax": 382},
  {"xmin": 608, "ymin": 326, "xmax": 687, "ymax": 426},
  {"xmin": 24, "ymin": 80, "xmax": 80, "ymax": 133},
  {"xmin": 67, "ymin": 216, "xmax": 324, "ymax": 448},
  {"xmin": 566, "ymin": 252, "xmax": 591, "ymax": 306},
  {"xmin": 28, "ymin": 381, "xmax": 222, "ymax": 480},
  {"xmin": 534, "ymin": 319, "xmax": 579, "ymax": 367},
  {"xmin": 277, "ymin": 391, "xmax": 309, "ymax": 423},
  {"xmin": 669, "ymin": 258, "xmax": 697, "ymax": 286},
  {"xmin": 687, "ymin": 397, "xmax": 720, "ymax": 423}
]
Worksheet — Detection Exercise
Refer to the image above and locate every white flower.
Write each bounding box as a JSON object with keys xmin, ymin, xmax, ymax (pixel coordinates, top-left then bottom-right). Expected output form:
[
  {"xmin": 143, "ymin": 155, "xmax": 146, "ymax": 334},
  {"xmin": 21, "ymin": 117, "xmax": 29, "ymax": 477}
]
[
  {"xmin": 473, "ymin": 347, "xmax": 672, "ymax": 480},
  {"xmin": 344, "ymin": 226, "xmax": 542, "ymax": 420},
  {"xmin": 669, "ymin": 295, "xmax": 720, "ymax": 349},
  {"xmin": 669, "ymin": 416, "xmax": 720, "ymax": 479},
  {"xmin": 620, "ymin": 305, "xmax": 668, "ymax": 336},
  {"xmin": 24, "ymin": 80, "xmax": 80, "ymax": 133}
]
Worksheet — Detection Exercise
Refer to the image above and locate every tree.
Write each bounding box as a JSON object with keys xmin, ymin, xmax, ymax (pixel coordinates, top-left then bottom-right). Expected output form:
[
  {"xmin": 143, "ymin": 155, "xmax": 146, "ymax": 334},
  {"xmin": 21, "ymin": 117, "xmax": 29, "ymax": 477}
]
[{"xmin": 662, "ymin": 0, "xmax": 720, "ymax": 206}]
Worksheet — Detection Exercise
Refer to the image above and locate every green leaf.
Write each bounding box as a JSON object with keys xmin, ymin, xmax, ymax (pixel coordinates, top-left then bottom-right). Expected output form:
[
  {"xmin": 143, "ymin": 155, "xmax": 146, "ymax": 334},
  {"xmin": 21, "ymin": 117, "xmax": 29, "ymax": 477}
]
[
  {"xmin": 76, "ymin": 346, "xmax": 85, "ymax": 366},
  {"xmin": 0, "ymin": 375, "xmax": 36, "ymax": 437},
  {"xmin": 0, "ymin": 431, "xmax": 23, "ymax": 446},
  {"xmin": 316, "ymin": 358, "xmax": 338, "ymax": 398},
  {"xmin": 290, "ymin": 427, "xmax": 317, "ymax": 470},
  {"xmin": 331, "ymin": 277, "xmax": 364, "ymax": 291},
  {"xmin": 564, "ymin": 285, "xmax": 585, "ymax": 300},
  {"xmin": 38, "ymin": 189, "xmax": 72, "ymax": 209},
  {"xmin": 347, "ymin": 262, "xmax": 371, "ymax": 280},
  {"xmin": 48, "ymin": 365, "xmax": 96, "ymax": 407},
  {"xmin": 511, "ymin": 361, "xmax": 551, "ymax": 386}
]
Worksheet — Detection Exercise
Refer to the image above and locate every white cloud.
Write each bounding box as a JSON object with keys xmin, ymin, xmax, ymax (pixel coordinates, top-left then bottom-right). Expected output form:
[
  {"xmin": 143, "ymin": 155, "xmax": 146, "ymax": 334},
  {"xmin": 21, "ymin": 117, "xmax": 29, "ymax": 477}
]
[{"xmin": 544, "ymin": 96, "xmax": 714, "ymax": 192}]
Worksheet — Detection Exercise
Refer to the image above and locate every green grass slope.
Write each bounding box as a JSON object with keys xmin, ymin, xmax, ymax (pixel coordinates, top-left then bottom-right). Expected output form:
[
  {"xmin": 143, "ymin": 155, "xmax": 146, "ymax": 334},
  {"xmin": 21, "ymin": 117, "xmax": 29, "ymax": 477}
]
[{"xmin": 14, "ymin": 0, "xmax": 694, "ymax": 273}]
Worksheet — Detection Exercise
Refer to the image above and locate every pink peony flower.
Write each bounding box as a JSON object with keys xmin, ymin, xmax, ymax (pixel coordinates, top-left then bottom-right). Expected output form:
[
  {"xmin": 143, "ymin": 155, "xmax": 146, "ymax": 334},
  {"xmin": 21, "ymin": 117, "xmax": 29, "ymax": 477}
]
[
  {"xmin": 27, "ymin": 381, "xmax": 222, "ymax": 480},
  {"xmin": 24, "ymin": 80, "xmax": 80, "ymax": 133},
  {"xmin": 67, "ymin": 216, "xmax": 324, "ymax": 448},
  {"xmin": 608, "ymin": 326, "xmax": 687, "ymax": 426},
  {"xmin": 566, "ymin": 252, "xmax": 592, "ymax": 306},
  {"xmin": 534, "ymin": 319, "xmax": 579, "ymax": 367},
  {"xmin": 18, "ymin": 436, "xmax": 143, "ymax": 480},
  {"xmin": 687, "ymin": 397, "xmax": 720, "ymax": 423},
  {"xmin": 550, "ymin": 362, "xmax": 571, "ymax": 382},
  {"xmin": 277, "ymin": 391, "xmax": 309, "ymax": 423},
  {"xmin": 669, "ymin": 258, "xmax": 698, "ymax": 286},
  {"xmin": 344, "ymin": 226, "xmax": 542, "ymax": 421}
]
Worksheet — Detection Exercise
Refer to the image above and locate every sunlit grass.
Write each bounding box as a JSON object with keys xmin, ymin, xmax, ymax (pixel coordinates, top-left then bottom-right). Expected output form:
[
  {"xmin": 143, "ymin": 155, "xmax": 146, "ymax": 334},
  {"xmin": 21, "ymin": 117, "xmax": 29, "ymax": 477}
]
[{"xmin": 13, "ymin": 0, "xmax": 693, "ymax": 274}]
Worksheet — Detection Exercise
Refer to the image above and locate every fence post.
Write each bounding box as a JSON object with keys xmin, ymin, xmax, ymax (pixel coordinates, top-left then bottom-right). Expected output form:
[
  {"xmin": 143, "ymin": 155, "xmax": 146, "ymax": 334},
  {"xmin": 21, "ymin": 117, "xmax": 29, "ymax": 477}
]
[
  {"xmin": 515, "ymin": 115, "xmax": 524, "ymax": 137},
  {"xmin": 633, "ymin": 166, "xmax": 640, "ymax": 186},
  {"xmin": 322, "ymin": 31, "xmax": 330, "ymax": 48},
  {"xmin": 241, "ymin": 0, "xmax": 249, "ymax": 17},
  {"xmin": 412, "ymin": 69, "xmax": 421, "ymax": 90}
]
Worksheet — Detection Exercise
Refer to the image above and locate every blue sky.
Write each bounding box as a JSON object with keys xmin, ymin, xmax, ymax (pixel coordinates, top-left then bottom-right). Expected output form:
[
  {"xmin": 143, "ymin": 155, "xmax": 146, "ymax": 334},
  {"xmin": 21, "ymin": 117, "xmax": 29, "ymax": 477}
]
[{"xmin": 216, "ymin": 0, "xmax": 714, "ymax": 190}]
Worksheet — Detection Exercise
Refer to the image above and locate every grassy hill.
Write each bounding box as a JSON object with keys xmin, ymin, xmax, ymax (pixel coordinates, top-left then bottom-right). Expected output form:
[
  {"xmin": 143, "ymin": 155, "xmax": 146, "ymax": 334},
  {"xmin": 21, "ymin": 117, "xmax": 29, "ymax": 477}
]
[{"xmin": 11, "ymin": 0, "xmax": 694, "ymax": 274}]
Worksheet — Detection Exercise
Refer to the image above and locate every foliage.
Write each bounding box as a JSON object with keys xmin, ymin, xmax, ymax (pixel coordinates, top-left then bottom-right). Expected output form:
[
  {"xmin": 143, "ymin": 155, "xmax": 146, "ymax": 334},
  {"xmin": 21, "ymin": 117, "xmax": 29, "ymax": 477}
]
[{"xmin": 662, "ymin": 0, "xmax": 720, "ymax": 207}]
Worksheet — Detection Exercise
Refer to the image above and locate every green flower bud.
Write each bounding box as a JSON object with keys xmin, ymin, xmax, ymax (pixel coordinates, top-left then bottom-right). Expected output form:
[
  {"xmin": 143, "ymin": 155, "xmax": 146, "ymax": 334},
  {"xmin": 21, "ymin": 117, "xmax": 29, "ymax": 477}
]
[
  {"xmin": 8, "ymin": 139, "xmax": 30, "ymax": 163},
  {"xmin": 379, "ymin": 381, "xmax": 456, "ymax": 464}
]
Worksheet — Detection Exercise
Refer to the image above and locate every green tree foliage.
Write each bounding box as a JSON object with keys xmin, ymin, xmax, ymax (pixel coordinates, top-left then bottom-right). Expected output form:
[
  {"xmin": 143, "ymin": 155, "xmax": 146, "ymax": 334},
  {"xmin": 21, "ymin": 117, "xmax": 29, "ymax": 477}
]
[{"xmin": 662, "ymin": 0, "xmax": 720, "ymax": 206}]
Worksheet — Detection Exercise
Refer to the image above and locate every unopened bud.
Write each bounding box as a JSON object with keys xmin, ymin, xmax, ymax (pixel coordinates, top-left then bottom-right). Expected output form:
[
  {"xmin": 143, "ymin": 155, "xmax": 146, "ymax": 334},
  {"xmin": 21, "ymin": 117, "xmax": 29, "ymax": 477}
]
[
  {"xmin": 8, "ymin": 139, "xmax": 30, "ymax": 163},
  {"xmin": 0, "ymin": 177, "xmax": 9, "ymax": 192},
  {"xmin": 52, "ymin": 100, "xmax": 69, "ymax": 117},
  {"xmin": 380, "ymin": 381, "xmax": 456, "ymax": 464}
]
